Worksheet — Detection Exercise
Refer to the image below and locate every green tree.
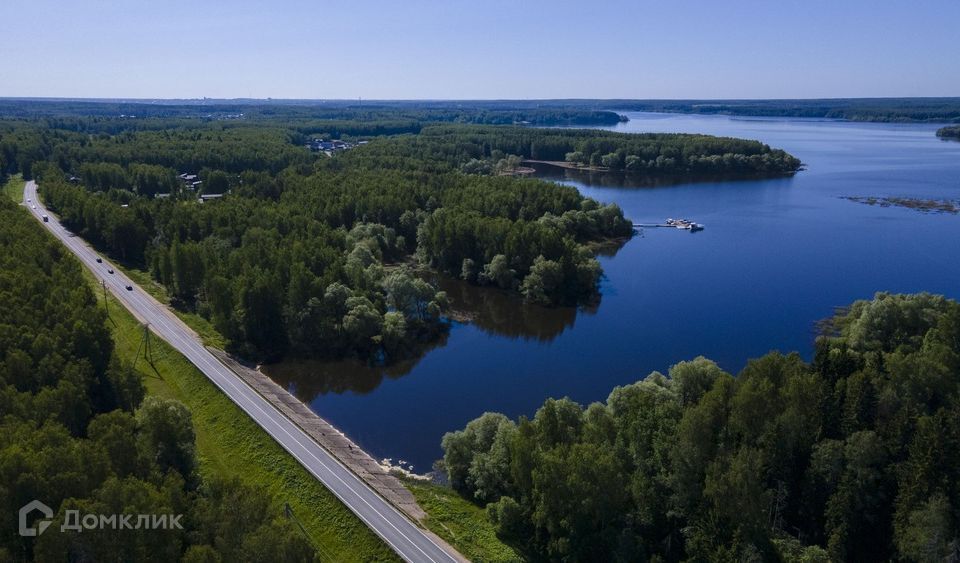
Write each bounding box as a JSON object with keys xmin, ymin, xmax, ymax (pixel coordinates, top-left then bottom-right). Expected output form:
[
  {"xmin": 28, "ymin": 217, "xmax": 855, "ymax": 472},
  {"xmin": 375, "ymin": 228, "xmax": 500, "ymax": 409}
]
[
  {"xmin": 519, "ymin": 255, "xmax": 563, "ymax": 304},
  {"xmin": 136, "ymin": 397, "xmax": 197, "ymax": 479},
  {"xmin": 668, "ymin": 356, "xmax": 727, "ymax": 407},
  {"xmin": 480, "ymin": 255, "xmax": 515, "ymax": 289}
]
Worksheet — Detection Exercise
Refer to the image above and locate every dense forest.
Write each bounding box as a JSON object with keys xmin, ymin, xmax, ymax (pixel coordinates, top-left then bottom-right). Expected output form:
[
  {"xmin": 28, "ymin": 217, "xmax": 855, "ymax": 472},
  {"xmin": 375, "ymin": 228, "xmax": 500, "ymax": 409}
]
[
  {"xmin": 441, "ymin": 292, "xmax": 960, "ymax": 561},
  {"xmin": 401, "ymin": 126, "xmax": 801, "ymax": 175},
  {"xmin": 938, "ymin": 125, "xmax": 960, "ymax": 139},
  {"xmin": 0, "ymin": 197, "xmax": 315, "ymax": 562},
  {"xmin": 1, "ymin": 105, "xmax": 801, "ymax": 365}
]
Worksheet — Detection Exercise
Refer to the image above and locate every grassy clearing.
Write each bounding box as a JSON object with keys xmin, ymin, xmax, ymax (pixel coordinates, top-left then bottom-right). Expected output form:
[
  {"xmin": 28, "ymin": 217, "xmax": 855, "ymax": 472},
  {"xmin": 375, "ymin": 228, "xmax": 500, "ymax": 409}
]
[
  {"xmin": 402, "ymin": 478, "xmax": 522, "ymax": 562},
  {"xmin": 86, "ymin": 269, "xmax": 398, "ymax": 562},
  {"xmin": 1, "ymin": 174, "xmax": 23, "ymax": 202}
]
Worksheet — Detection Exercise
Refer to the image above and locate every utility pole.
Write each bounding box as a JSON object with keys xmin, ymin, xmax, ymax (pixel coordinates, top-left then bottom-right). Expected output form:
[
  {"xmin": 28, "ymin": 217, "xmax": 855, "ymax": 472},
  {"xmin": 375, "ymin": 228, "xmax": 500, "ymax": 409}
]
[
  {"xmin": 133, "ymin": 324, "xmax": 145, "ymax": 369},
  {"xmin": 769, "ymin": 480, "xmax": 788, "ymax": 535},
  {"xmin": 284, "ymin": 502, "xmax": 327, "ymax": 561},
  {"xmin": 102, "ymin": 279, "xmax": 109, "ymax": 316},
  {"xmin": 133, "ymin": 323, "xmax": 152, "ymax": 367},
  {"xmin": 143, "ymin": 323, "xmax": 152, "ymax": 365}
]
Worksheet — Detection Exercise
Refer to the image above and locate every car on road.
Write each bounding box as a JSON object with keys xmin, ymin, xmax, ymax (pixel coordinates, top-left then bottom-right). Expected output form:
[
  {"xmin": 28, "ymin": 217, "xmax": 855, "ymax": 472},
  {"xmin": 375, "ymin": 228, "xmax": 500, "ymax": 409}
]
[
  {"xmin": 107, "ymin": 268, "xmax": 114, "ymax": 274},
  {"xmin": 125, "ymin": 285, "xmax": 133, "ymax": 291},
  {"xmin": 96, "ymin": 257, "xmax": 103, "ymax": 263},
  {"xmin": 31, "ymin": 205, "xmax": 36, "ymax": 209},
  {"xmin": 26, "ymin": 198, "xmax": 30, "ymax": 202}
]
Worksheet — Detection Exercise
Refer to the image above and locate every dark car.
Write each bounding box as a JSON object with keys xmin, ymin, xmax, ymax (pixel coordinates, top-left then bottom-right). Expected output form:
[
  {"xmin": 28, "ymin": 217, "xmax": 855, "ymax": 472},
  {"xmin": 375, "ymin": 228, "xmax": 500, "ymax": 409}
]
[
  {"xmin": 107, "ymin": 268, "xmax": 114, "ymax": 274},
  {"xmin": 125, "ymin": 285, "xmax": 133, "ymax": 291},
  {"xmin": 96, "ymin": 257, "xmax": 102, "ymax": 263}
]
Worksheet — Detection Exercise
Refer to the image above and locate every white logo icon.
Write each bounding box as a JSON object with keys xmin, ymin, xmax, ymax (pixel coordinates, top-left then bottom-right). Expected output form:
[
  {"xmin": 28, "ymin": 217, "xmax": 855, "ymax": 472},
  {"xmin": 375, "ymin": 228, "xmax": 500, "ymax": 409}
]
[{"xmin": 19, "ymin": 500, "xmax": 53, "ymax": 537}]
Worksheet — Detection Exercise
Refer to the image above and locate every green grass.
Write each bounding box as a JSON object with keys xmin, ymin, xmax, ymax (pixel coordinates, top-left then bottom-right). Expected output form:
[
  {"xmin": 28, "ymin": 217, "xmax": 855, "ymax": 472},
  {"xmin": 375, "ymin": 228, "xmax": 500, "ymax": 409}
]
[
  {"xmin": 86, "ymin": 269, "xmax": 399, "ymax": 562},
  {"xmin": 1, "ymin": 174, "xmax": 23, "ymax": 202},
  {"xmin": 402, "ymin": 478, "xmax": 522, "ymax": 562},
  {"xmin": 23, "ymin": 176, "xmax": 512, "ymax": 561},
  {"xmin": 116, "ymin": 264, "xmax": 227, "ymax": 349}
]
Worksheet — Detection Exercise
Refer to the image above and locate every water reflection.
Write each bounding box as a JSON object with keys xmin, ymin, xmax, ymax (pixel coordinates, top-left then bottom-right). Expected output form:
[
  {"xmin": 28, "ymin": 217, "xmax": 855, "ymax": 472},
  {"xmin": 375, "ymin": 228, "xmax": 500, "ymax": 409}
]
[
  {"xmin": 265, "ymin": 261, "xmax": 632, "ymax": 399},
  {"xmin": 528, "ymin": 161, "xmax": 795, "ymax": 189},
  {"xmin": 265, "ymin": 276, "xmax": 603, "ymax": 400},
  {"xmin": 429, "ymin": 274, "xmax": 591, "ymax": 342},
  {"xmin": 264, "ymin": 330, "xmax": 449, "ymax": 398}
]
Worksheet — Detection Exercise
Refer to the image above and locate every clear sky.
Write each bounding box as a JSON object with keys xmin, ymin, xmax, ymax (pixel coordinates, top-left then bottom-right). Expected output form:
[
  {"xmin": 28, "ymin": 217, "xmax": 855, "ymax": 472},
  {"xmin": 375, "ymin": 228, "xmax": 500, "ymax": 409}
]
[{"xmin": 3, "ymin": 0, "xmax": 958, "ymax": 100}]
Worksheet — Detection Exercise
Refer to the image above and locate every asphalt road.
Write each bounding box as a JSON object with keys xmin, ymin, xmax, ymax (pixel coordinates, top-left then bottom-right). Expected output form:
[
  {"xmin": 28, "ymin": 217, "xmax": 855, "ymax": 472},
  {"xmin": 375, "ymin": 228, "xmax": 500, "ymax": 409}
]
[{"xmin": 22, "ymin": 181, "xmax": 461, "ymax": 563}]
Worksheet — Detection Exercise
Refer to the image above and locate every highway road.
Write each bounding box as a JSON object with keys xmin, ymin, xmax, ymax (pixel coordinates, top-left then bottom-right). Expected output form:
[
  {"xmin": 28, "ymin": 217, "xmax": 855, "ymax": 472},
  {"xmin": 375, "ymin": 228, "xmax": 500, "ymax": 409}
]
[{"xmin": 21, "ymin": 181, "xmax": 462, "ymax": 563}]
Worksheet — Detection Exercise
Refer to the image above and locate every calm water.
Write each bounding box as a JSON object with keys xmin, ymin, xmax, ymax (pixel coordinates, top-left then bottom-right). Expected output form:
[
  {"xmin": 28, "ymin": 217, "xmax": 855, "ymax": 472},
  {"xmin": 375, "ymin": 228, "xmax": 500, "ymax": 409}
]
[{"xmin": 267, "ymin": 113, "xmax": 960, "ymax": 472}]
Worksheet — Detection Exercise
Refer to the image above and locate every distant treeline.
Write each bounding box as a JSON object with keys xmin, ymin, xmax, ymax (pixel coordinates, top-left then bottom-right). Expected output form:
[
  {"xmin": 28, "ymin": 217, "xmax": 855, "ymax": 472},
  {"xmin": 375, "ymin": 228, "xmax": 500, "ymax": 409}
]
[
  {"xmin": 0, "ymin": 197, "xmax": 315, "ymax": 562},
  {"xmin": 608, "ymin": 98, "xmax": 960, "ymax": 123},
  {"xmin": 937, "ymin": 125, "xmax": 960, "ymax": 138},
  {"xmin": 442, "ymin": 292, "xmax": 960, "ymax": 562},
  {"xmin": 0, "ymin": 99, "xmax": 624, "ymax": 127},
  {"xmin": 5, "ymin": 96, "xmax": 960, "ymax": 122}
]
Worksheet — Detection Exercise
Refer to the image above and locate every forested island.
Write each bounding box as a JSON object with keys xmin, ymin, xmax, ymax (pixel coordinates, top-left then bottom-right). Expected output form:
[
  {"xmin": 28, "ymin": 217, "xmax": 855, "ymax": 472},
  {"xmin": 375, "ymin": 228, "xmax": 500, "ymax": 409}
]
[
  {"xmin": 937, "ymin": 125, "xmax": 960, "ymax": 139},
  {"xmin": 441, "ymin": 292, "xmax": 960, "ymax": 561},
  {"xmin": 1, "ymin": 101, "xmax": 799, "ymax": 367}
]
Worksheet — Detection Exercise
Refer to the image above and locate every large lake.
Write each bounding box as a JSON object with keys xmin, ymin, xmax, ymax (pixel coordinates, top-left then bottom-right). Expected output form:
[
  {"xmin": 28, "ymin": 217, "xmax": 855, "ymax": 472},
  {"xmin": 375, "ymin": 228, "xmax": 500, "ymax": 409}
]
[{"xmin": 267, "ymin": 112, "xmax": 960, "ymax": 472}]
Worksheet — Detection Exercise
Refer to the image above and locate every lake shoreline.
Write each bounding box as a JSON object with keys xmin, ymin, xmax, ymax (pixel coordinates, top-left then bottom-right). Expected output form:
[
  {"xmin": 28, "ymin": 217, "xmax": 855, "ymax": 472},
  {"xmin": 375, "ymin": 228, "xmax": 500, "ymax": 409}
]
[{"xmin": 259, "ymin": 112, "xmax": 960, "ymax": 474}]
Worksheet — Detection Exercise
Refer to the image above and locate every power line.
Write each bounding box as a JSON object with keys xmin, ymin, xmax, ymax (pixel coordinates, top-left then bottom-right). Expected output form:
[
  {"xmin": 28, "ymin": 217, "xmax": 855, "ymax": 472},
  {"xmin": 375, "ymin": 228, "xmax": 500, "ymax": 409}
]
[{"xmin": 284, "ymin": 502, "xmax": 334, "ymax": 562}]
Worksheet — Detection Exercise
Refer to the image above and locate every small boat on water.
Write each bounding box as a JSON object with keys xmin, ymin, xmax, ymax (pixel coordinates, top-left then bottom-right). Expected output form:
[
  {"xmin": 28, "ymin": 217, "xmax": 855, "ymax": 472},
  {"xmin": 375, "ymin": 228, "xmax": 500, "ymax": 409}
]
[{"xmin": 666, "ymin": 218, "xmax": 705, "ymax": 232}]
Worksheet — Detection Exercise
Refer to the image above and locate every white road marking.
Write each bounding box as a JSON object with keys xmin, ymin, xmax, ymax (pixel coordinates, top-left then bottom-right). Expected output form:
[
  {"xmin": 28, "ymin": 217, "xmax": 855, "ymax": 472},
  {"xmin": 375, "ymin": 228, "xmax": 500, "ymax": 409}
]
[{"xmin": 23, "ymin": 181, "xmax": 459, "ymax": 563}]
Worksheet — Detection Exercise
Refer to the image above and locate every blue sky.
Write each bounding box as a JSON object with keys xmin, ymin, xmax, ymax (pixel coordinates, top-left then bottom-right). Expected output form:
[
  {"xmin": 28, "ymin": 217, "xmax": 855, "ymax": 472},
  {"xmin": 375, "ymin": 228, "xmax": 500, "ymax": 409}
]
[{"xmin": 3, "ymin": 0, "xmax": 958, "ymax": 99}]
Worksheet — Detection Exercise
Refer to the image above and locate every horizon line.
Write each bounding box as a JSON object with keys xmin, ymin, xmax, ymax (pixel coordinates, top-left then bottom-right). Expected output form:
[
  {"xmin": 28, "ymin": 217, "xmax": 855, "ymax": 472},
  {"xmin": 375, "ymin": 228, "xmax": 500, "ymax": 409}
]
[{"xmin": 3, "ymin": 95, "xmax": 960, "ymax": 104}]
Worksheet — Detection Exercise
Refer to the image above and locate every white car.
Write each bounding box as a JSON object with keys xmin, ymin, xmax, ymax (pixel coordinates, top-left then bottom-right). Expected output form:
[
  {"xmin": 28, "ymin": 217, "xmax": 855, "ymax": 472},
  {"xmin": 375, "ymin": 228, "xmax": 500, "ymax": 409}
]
[{"xmin": 31, "ymin": 205, "xmax": 36, "ymax": 209}]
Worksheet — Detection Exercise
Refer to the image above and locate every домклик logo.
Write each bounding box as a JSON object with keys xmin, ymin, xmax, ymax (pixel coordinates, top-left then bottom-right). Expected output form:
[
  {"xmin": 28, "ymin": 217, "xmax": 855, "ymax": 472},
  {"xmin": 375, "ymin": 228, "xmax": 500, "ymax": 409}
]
[{"xmin": 19, "ymin": 500, "xmax": 53, "ymax": 537}]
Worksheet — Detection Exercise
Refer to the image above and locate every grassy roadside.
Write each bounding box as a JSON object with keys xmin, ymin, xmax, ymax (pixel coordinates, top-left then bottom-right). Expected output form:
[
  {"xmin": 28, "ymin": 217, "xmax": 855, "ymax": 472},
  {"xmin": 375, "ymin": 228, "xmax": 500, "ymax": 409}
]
[
  {"xmin": 5, "ymin": 183, "xmax": 395, "ymax": 560},
  {"xmin": 116, "ymin": 263, "xmax": 227, "ymax": 349},
  {"xmin": 402, "ymin": 478, "xmax": 522, "ymax": 562},
  {"xmin": 14, "ymin": 175, "xmax": 518, "ymax": 561},
  {"xmin": 9, "ymin": 178, "xmax": 225, "ymax": 349},
  {"xmin": 109, "ymin": 265, "xmax": 521, "ymax": 562},
  {"xmin": 1, "ymin": 173, "xmax": 23, "ymax": 202},
  {"xmin": 86, "ymin": 268, "xmax": 398, "ymax": 562}
]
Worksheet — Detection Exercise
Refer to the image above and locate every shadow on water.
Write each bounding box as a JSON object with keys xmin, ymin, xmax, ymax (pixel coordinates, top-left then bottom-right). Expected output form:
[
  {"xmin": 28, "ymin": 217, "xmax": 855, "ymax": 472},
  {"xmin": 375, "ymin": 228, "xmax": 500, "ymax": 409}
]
[
  {"xmin": 429, "ymin": 275, "xmax": 593, "ymax": 343},
  {"xmin": 528, "ymin": 161, "xmax": 797, "ymax": 189},
  {"xmin": 264, "ymin": 330, "xmax": 449, "ymax": 399},
  {"xmin": 264, "ymin": 254, "xmax": 633, "ymax": 398}
]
